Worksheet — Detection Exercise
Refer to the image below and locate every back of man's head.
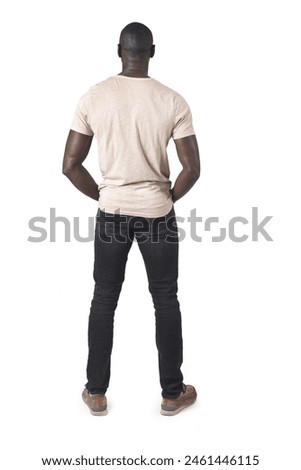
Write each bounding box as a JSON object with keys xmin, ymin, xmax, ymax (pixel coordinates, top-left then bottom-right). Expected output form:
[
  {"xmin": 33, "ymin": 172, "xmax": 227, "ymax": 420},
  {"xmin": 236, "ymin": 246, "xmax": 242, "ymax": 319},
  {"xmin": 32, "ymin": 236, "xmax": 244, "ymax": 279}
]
[{"xmin": 119, "ymin": 22, "xmax": 153, "ymax": 55}]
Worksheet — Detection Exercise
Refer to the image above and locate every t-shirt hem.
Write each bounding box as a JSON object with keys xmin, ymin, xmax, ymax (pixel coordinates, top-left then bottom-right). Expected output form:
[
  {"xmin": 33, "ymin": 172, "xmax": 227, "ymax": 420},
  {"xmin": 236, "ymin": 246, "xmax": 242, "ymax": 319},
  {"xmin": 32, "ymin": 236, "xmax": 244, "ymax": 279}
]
[
  {"xmin": 173, "ymin": 131, "xmax": 195, "ymax": 140},
  {"xmin": 70, "ymin": 125, "xmax": 94, "ymax": 136},
  {"xmin": 98, "ymin": 199, "xmax": 173, "ymax": 218}
]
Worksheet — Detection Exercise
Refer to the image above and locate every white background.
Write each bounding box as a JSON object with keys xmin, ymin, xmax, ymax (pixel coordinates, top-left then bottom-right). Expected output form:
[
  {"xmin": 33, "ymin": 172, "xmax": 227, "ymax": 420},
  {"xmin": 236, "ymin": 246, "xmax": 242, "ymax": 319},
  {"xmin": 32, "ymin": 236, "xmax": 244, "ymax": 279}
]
[{"xmin": 0, "ymin": 1, "xmax": 300, "ymax": 469}]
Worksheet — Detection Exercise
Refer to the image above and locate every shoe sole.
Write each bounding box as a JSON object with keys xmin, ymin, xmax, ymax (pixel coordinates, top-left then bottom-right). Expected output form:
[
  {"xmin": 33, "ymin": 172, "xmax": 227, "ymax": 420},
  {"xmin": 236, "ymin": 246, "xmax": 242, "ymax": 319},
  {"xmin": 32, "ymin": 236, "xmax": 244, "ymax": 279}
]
[
  {"xmin": 89, "ymin": 408, "xmax": 108, "ymax": 416},
  {"xmin": 160, "ymin": 399, "xmax": 196, "ymax": 416}
]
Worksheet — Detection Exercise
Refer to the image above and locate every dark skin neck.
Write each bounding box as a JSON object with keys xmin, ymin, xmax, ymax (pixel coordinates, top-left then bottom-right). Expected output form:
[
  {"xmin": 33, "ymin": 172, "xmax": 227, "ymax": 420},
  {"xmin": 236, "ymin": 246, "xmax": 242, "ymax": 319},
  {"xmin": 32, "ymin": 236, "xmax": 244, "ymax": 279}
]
[
  {"xmin": 118, "ymin": 44, "xmax": 153, "ymax": 78},
  {"xmin": 119, "ymin": 59, "xmax": 149, "ymax": 78}
]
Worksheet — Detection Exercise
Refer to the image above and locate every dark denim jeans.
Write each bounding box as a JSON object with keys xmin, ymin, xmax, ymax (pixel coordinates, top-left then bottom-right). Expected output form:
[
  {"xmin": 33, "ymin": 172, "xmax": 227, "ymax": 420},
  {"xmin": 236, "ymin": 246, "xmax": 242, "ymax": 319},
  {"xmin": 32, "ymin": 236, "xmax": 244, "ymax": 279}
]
[{"xmin": 86, "ymin": 207, "xmax": 184, "ymax": 399}]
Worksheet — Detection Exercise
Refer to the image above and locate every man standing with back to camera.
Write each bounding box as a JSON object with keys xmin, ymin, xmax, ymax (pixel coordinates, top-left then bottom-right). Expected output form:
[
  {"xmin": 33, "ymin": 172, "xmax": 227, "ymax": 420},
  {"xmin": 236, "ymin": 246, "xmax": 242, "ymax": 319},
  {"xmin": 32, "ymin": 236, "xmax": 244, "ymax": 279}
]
[{"xmin": 63, "ymin": 22, "xmax": 200, "ymax": 416}]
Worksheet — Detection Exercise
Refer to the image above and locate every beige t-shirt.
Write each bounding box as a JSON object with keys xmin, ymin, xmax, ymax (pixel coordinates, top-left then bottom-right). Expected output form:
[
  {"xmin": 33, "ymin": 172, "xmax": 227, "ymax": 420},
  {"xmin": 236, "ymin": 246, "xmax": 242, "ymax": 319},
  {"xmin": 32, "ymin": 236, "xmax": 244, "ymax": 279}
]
[{"xmin": 71, "ymin": 75, "xmax": 195, "ymax": 217}]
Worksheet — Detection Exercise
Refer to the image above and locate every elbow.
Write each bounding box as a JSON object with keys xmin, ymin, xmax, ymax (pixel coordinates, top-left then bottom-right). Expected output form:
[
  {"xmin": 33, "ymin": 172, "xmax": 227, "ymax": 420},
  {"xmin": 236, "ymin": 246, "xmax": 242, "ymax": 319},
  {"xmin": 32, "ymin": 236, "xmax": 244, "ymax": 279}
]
[
  {"xmin": 193, "ymin": 159, "xmax": 201, "ymax": 181},
  {"xmin": 62, "ymin": 165, "xmax": 70, "ymax": 177},
  {"xmin": 194, "ymin": 167, "xmax": 201, "ymax": 181},
  {"xmin": 188, "ymin": 165, "xmax": 201, "ymax": 182},
  {"xmin": 62, "ymin": 160, "xmax": 74, "ymax": 178}
]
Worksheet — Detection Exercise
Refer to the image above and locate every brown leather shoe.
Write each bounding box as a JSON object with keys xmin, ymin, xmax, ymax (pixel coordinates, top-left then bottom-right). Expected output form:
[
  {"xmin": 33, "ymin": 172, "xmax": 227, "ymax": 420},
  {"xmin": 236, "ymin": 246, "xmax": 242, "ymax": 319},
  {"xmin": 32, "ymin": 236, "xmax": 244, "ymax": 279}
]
[
  {"xmin": 161, "ymin": 384, "xmax": 197, "ymax": 416},
  {"xmin": 82, "ymin": 388, "xmax": 107, "ymax": 416}
]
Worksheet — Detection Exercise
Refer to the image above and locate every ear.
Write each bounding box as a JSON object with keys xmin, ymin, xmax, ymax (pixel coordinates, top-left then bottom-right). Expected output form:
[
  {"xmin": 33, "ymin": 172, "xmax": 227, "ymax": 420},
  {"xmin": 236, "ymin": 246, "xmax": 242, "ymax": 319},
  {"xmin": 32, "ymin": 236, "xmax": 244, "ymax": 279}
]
[
  {"xmin": 117, "ymin": 44, "xmax": 122, "ymax": 58},
  {"xmin": 150, "ymin": 44, "xmax": 155, "ymax": 58}
]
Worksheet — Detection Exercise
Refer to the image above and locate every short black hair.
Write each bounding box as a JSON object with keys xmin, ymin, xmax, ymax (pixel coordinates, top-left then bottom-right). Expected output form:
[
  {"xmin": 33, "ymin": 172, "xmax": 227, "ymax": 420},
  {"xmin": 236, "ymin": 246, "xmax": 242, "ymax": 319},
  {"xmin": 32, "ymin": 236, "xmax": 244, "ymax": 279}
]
[{"xmin": 120, "ymin": 22, "xmax": 153, "ymax": 54}]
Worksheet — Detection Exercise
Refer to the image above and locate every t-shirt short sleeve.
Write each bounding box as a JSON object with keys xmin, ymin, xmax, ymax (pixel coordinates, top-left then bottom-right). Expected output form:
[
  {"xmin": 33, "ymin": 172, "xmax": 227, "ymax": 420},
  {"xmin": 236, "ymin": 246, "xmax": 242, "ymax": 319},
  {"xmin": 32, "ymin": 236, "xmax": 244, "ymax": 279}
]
[
  {"xmin": 70, "ymin": 91, "xmax": 94, "ymax": 136},
  {"xmin": 172, "ymin": 94, "xmax": 195, "ymax": 140}
]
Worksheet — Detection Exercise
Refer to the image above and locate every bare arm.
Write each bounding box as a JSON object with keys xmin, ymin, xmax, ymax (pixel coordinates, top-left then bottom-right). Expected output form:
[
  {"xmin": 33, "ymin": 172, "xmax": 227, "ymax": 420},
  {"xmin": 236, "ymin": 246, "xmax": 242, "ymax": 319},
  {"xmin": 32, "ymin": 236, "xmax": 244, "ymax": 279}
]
[
  {"xmin": 62, "ymin": 130, "xmax": 99, "ymax": 201},
  {"xmin": 171, "ymin": 135, "xmax": 200, "ymax": 202}
]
